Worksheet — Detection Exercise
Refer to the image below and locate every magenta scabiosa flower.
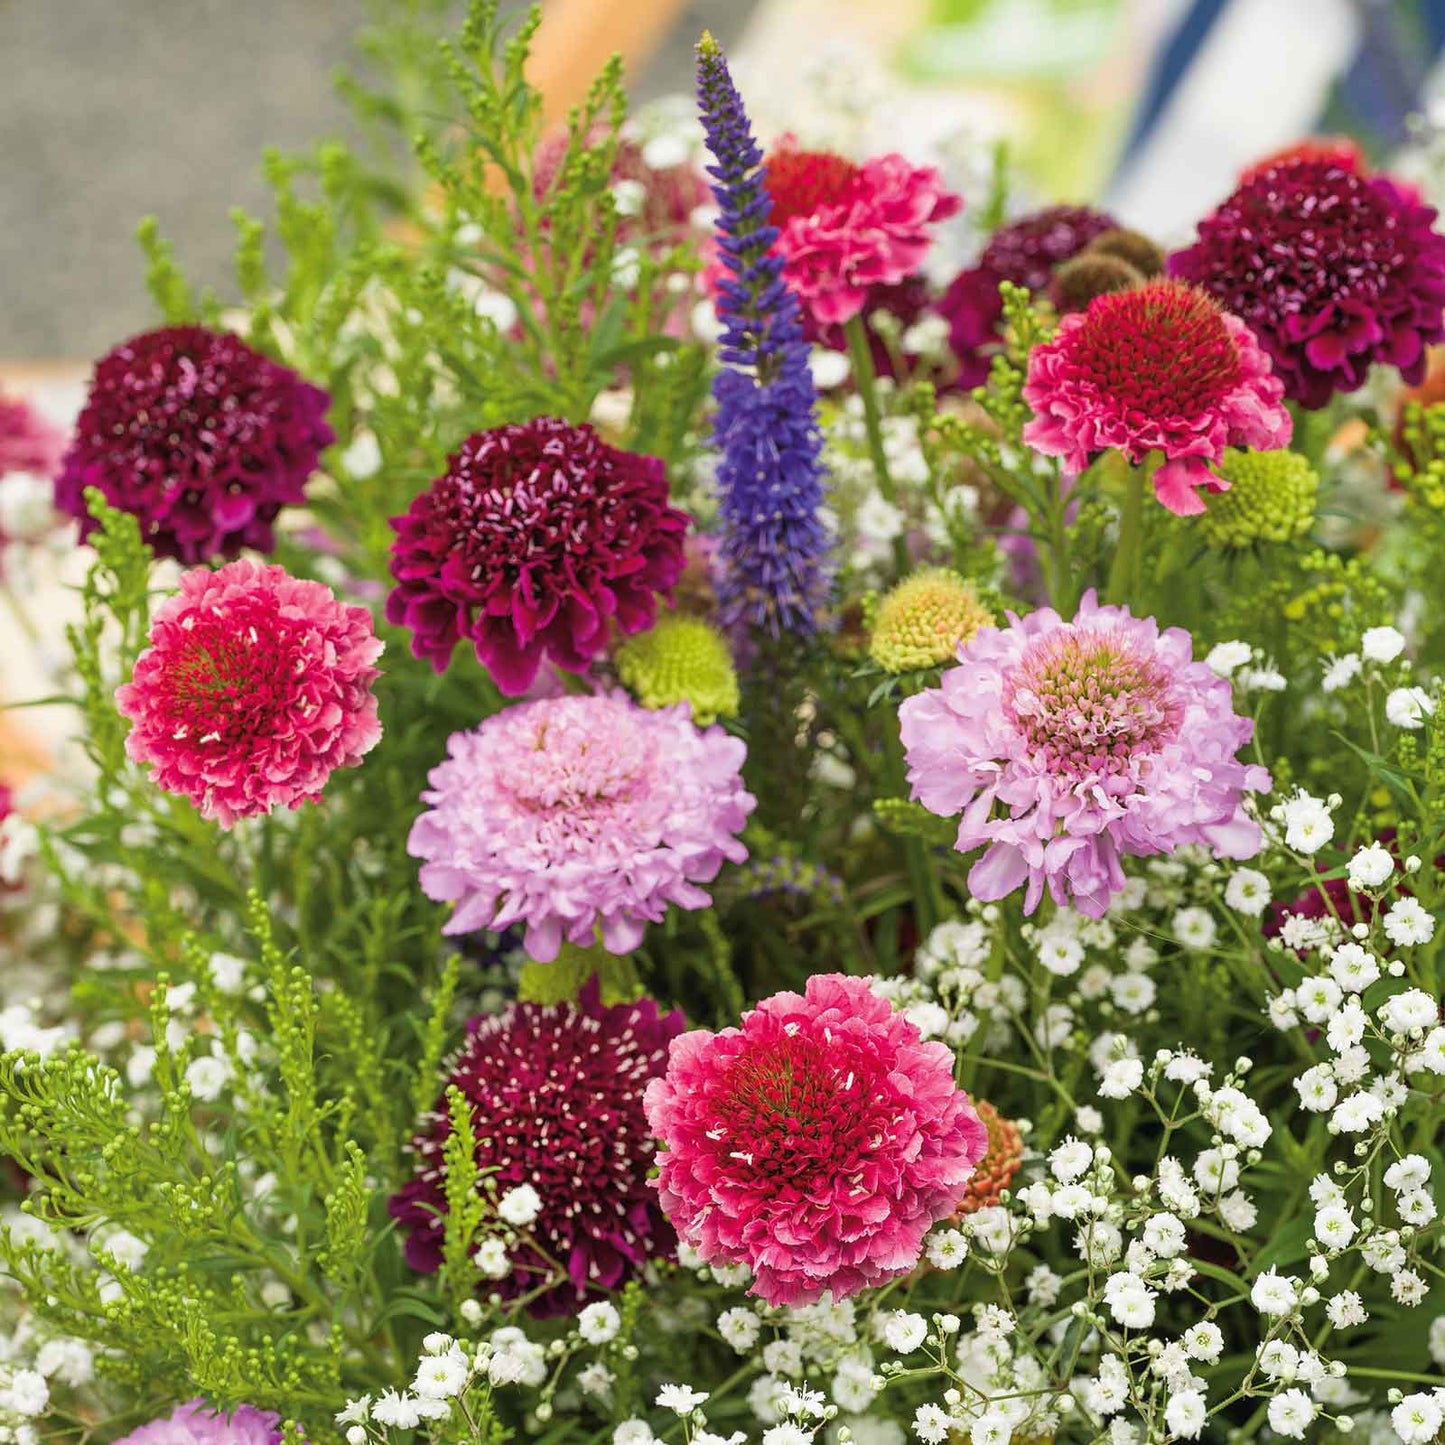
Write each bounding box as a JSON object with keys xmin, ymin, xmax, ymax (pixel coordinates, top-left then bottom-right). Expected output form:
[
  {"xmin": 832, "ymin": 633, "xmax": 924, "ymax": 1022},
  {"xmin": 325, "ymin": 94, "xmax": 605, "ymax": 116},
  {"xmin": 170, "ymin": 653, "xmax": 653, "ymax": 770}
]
[
  {"xmin": 1022, "ymin": 279, "xmax": 1292, "ymax": 515},
  {"xmin": 644, "ymin": 972, "xmax": 987, "ymax": 1307},
  {"xmin": 116, "ymin": 559, "xmax": 383, "ymax": 828},
  {"xmin": 899, "ymin": 591, "xmax": 1270, "ymax": 917},
  {"xmin": 55, "ymin": 326, "xmax": 332, "ymax": 563},
  {"xmin": 938, "ymin": 205, "xmax": 1117, "ymax": 388},
  {"xmin": 113, "ymin": 1401, "xmax": 281, "ymax": 1445},
  {"xmin": 696, "ymin": 36, "xmax": 832, "ymax": 633},
  {"xmin": 387, "ymin": 418, "xmax": 688, "ymax": 694},
  {"xmin": 1170, "ymin": 156, "xmax": 1445, "ymax": 408},
  {"xmin": 407, "ymin": 693, "xmax": 754, "ymax": 962},
  {"xmin": 0, "ymin": 388, "xmax": 66, "ymax": 562},
  {"xmin": 392, "ymin": 983, "xmax": 685, "ymax": 1316}
]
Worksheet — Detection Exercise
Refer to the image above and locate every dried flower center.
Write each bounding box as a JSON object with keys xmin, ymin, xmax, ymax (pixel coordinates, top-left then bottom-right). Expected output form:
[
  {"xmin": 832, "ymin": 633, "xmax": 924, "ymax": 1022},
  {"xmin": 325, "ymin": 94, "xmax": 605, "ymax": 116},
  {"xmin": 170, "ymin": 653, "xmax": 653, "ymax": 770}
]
[
  {"xmin": 1004, "ymin": 626, "xmax": 1182, "ymax": 777},
  {"xmin": 763, "ymin": 147, "xmax": 863, "ymax": 228},
  {"xmin": 1068, "ymin": 281, "xmax": 1242, "ymax": 417}
]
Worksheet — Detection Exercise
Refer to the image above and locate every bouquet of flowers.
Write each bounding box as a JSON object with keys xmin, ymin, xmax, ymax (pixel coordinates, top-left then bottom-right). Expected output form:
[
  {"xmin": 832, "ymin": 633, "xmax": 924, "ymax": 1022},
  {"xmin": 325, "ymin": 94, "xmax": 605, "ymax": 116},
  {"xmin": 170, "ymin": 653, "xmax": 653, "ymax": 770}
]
[{"xmin": 2, "ymin": 7, "xmax": 1444, "ymax": 1445}]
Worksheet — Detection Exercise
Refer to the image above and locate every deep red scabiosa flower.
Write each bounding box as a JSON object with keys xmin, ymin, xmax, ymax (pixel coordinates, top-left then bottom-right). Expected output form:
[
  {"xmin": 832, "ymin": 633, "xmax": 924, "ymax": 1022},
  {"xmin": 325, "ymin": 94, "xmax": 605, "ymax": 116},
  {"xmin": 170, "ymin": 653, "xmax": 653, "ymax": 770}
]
[
  {"xmin": 387, "ymin": 419, "xmax": 689, "ymax": 695},
  {"xmin": 408, "ymin": 693, "xmax": 754, "ymax": 962},
  {"xmin": 1238, "ymin": 136, "xmax": 1364, "ymax": 185},
  {"xmin": 938, "ymin": 205, "xmax": 1117, "ymax": 388},
  {"xmin": 392, "ymin": 982, "xmax": 685, "ymax": 1317},
  {"xmin": 116, "ymin": 559, "xmax": 383, "ymax": 828},
  {"xmin": 761, "ymin": 138, "xmax": 961, "ymax": 329},
  {"xmin": 1169, "ymin": 157, "xmax": 1445, "ymax": 409},
  {"xmin": 1022, "ymin": 279, "xmax": 1292, "ymax": 515},
  {"xmin": 899, "ymin": 592, "xmax": 1270, "ymax": 917},
  {"xmin": 644, "ymin": 973, "xmax": 988, "ymax": 1306},
  {"xmin": 55, "ymin": 326, "xmax": 332, "ymax": 563}
]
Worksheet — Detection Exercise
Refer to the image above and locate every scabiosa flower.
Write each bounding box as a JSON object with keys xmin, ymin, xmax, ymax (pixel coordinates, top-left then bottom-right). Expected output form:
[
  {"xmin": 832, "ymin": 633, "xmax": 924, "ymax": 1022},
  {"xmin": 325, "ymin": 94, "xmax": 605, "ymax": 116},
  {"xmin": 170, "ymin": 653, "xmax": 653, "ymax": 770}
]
[
  {"xmin": 938, "ymin": 206, "xmax": 1117, "ymax": 388},
  {"xmin": 868, "ymin": 569, "xmax": 992, "ymax": 674},
  {"xmin": 950, "ymin": 1100, "xmax": 1024, "ymax": 1219},
  {"xmin": 391, "ymin": 983, "xmax": 684, "ymax": 1316},
  {"xmin": 899, "ymin": 591, "xmax": 1270, "ymax": 917},
  {"xmin": 1169, "ymin": 157, "xmax": 1445, "ymax": 408},
  {"xmin": 644, "ymin": 972, "xmax": 988, "ymax": 1306},
  {"xmin": 614, "ymin": 612, "xmax": 740, "ymax": 724},
  {"xmin": 116, "ymin": 559, "xmax": 383, "ymax": 827},
  {"xmin": 1197, "ymin": 449, "xmax": 1318, "ymax": 549},
  {"xmin": 388, "ymin": 418, "xmax": 688, "ymax": 694},
  {"xmin": 760, "ymin": 138, "xmax": 960, "ymax": 329},
  {"xmin": 407, "ymin": 693, "xmax": 754, "ymax": 962},
  {"xmin": 696, "ymin": 36, "xmax": 831, "ymax": 633},
  {"xmin": 1022, "ymin": 279, "xmax": 1292, "ymax": 516},
  {"xmin": 0, "ymin": 389, "xmax": 65, "ymax": 480},
  {"xmin": 55, "ymin": 326, "xmax": 333, "ymax": 563},
  {"xmin": 113, "ymin": 1400, "xmax": 282, "ymax": 1445}
]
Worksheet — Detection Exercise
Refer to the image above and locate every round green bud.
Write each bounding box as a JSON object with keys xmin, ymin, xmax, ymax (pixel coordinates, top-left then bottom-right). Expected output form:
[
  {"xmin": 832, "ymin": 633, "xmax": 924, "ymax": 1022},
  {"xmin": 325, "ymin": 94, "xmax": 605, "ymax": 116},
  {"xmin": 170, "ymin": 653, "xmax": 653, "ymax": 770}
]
[
  {"xmin": 1199, "ymin": 448, "xmax": 1319, "ymax": 548},
  {"xmin": 614, "ymin": 612, "xmax": 739, "ymax": 725},
  {"xmin": 868, "ymin": 569, "xmax": 992, "ymax": 673}
]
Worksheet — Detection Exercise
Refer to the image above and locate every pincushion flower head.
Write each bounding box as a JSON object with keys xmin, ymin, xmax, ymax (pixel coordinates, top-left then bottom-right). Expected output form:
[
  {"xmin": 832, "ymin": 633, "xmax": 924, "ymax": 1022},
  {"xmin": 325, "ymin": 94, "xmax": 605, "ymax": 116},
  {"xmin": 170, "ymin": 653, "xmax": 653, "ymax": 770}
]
[
  {"xmin": 113, "ymin": 1400, "xmax": 281, "ymax": 1445},
  {"xmin": 761, "ymin": 137, "xmax": 961, "ymax": 328},
  {"xmin": 1, "ymin": 389, "xmax": 67, "ymax": 561},
  {"xmin": 644, "ymin": 972, "xmax": 988, "ymax": 1307},
  {"xmin": 387, "ymin": 418, "xmax": 688, "ymax": 695},
  {"xmin": 1022, "ymin": 278, "xmax": 1292, "ymax": 516},
  {"xmin": 392, "ymin": 983, "xmax": 683, "ymax": 1317},
  {"xmin": 899, "ymin": 591, "xmax": 1270, "ymax": 917},
  {"xmin": 116, "ymin": 560, "xmax": 383, "ymax": 827},
  {"xmin": 1169, "ymin": 156, "xmax": 1445, "ymax": 408},
  {"xmin": 407, "ymin": 693, "xmax": 754, "ymax": 962},
  {"xmin": 55, "ymin": 325, "xmax": 333, "ymax": 563}
]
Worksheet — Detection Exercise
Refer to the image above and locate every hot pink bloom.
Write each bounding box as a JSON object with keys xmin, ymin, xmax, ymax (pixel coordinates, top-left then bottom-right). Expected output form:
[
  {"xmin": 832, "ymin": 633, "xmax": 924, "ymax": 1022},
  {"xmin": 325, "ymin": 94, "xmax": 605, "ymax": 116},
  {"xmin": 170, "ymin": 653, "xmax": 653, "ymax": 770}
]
[
  {"xmin": 117, "ymin": 560, "xmax": 383, "ymax": 827},
  {"xmin": 763, "ymin": 141, "xmax": 961, "ymax": 328},
  {"xmin": 0, "ymin": 390, "xmax": 65, "ymax": 479},
  {"xmin": 387, "ymin": 418, "xmax": 688, "ymax": 695},
  {"xmin": 899, "ymin": 592, "xmax": 1270, "ymax": 917},
  {"xmin": 1022, "ymin": 279, "xmax": 1292, "ymax": 516},
  {"xmin": 644, "ymin": 973, "xmax": 988, "ymax": 1307},
  {"xmin": 408, "ymin": 693, "xmax": 754, "ymax": 962}
]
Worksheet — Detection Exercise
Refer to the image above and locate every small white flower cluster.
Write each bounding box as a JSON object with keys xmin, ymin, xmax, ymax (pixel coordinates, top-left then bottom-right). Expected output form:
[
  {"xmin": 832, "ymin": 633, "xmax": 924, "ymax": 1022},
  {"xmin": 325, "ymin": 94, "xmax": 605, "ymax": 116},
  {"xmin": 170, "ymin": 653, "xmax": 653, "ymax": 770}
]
[
  {"xmin": 0, "ymin": 1316, "xmax": 97, "ymax": 1445},
  {"xmin": 1319, "ymin": 623, "xmax": 1440, "ymax": 729}
]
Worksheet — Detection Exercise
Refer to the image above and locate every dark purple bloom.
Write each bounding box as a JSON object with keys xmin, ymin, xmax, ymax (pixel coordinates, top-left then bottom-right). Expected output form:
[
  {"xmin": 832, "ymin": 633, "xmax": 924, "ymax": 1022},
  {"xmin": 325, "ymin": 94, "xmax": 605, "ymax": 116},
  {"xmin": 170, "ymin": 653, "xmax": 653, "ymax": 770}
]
[
  {"xmin": 697, "ymin": 35, "xmax": 831, "ymax": 635},
  {"xmin": 56, "ymin": 326, "xmax": 332, "ymax": 563},
  {"xmin": 391, "ymin": 982, "xmax": 684, "ymax": 1317}
]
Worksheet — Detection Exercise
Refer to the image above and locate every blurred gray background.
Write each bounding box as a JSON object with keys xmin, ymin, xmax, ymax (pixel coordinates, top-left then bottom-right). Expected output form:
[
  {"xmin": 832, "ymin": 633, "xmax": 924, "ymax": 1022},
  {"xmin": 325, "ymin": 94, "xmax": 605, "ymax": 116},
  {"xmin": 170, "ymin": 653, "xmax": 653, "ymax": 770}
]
[{"xmin": 0, "ymin": 0, "xmax": 753, "ymax": 360}]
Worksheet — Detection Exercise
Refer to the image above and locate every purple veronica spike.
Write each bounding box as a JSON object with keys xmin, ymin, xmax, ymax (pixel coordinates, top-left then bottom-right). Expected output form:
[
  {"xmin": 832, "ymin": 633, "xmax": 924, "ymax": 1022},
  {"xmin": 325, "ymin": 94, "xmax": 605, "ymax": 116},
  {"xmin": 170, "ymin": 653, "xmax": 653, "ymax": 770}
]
[{"xmin": 696, "ymin": 34, "xmax": 831, "ymax": 635}]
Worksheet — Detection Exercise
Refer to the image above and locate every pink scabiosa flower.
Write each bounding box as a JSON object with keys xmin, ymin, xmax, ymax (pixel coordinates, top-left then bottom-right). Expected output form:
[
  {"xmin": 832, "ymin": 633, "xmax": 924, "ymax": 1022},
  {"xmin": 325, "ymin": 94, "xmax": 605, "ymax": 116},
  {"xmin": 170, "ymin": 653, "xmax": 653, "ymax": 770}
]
[
  {"xmin": 1170, "ymin": 156, "xmax": 1445, "ymax": 408},
  {"xmin": 762, "ymin": 139, "xmax": 961, "ymax": 328},
  {"xmin": 55, "ymin": 326, "xmax": 333, "ymax": 563},
  {"xmin": 387, "ymin": 418, "xmax": 689, "ymax": 695},
  {"xmin": 0, "ymin": 389, "xmax": 66, "ymax": 561},
  {"xmin": 938, "ymin": 205, "xmax": 1117, "ymax": 388},
  {"xmin": 644, "ymin": 973, "xmax": 987, "ymax": 1306},
  {"xmin": 900, "ymin": 592, "xmax": 1269, "ymax": 917},
  {"xmin": 1022, "ymin": 279, "xmax": 1292, "ymax": 515},
  {"xmin": 407, "ymin": 693, "xmax": 754, "ymax": 962},
  {"xmin": 391, "ymin": 982, "xmax": 684, "ymax": 1317},
  {"xmin": 116, "ymin": 559, "xmax": 383, "ymax": 828},
  {"xmin": 112, "ymin": 1401, "xmax": 281, "ymax": 1445}
]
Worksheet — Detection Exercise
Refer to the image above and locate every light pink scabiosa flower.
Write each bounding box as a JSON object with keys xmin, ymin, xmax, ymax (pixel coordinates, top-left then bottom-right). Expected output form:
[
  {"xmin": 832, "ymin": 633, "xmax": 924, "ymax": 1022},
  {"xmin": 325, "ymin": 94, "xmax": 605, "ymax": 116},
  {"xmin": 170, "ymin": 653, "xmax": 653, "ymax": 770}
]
[
  {"xmin": 407, "ymin": 693, "xmax": 754, "ymax": 962},
  {"xmin": 644, "ymin": 973, "xmax": 988, "ymax": 1307},
  {"xmin": 113, "ymin": 1400, "xmax": 281, "ymax": 1445},
  {"xmin": 1022, "ymin": 279, "xmax": 1291, "ymax": 516},
  {"xmin": 899, "ymin": 591, "xmax": 1270, "ymax": 917},
  {"xmin": 116, "ymin": 560, "xmax": 383, "ymax": 827},
  {"xmin": 764, "ymin": 140, "xmax": 961, "ymax": 328}
]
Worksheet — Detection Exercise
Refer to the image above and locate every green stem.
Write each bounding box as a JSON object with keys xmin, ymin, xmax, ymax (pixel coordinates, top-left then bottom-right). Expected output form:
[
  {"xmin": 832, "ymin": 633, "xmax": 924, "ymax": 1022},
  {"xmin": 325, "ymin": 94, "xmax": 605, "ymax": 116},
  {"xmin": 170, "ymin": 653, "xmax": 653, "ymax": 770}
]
[
  {"xmin": 884, "ymin": 713, "xmax": 942, "ymax": 939},
  {"xmin": 1105, "ymin": 461, "xmax": 1147, "ymax": 604},
  {"xmin": 845, "ymin": 314, "xmax": 911, "ymax": 577}
]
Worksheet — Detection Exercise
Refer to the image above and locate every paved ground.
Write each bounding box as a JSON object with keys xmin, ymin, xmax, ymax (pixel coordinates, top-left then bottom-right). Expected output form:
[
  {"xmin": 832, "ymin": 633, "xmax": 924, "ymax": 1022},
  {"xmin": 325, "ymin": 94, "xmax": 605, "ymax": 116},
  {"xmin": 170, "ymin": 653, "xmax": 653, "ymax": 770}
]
[{"xmin": 0, "ymin": 0, "xmax": 754, "ymax": 360}]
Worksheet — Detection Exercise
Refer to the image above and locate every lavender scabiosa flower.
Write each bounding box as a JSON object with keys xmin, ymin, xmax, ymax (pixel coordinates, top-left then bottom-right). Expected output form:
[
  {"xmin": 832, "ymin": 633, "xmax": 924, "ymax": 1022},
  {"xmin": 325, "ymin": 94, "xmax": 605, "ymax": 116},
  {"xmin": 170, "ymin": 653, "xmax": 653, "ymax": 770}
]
[{"xmin": 697, "ymin": 33, "xmax": 831, "ymax": 634}]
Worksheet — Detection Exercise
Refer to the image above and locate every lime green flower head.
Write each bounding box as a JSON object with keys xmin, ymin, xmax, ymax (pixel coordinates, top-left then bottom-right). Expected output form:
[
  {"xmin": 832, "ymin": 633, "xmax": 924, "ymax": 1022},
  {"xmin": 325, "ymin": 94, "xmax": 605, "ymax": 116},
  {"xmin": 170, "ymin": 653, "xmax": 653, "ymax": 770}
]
[
  {"xmin": 614, "ymin": 612, "xmax": 740, "ymax": 725},
  {"xmin": 868, "ymin": 569, "xmax": 993, "ymax": 674},
  {"xmin": 1199, "ymin": 448, "xmax": 1318, "ymax": 549}
]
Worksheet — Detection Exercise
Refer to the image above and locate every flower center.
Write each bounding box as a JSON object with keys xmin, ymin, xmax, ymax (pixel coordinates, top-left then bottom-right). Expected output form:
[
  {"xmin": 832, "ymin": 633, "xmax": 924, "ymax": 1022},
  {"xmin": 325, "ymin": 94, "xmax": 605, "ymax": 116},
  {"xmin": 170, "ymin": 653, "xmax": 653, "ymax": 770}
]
[
  {"xmin": 1068, "ymin": 280, "xmax": 1243, "ymax": 418},
  {"xmin": 1004, "ymin": 625, "xmax": 1182, "ymax": 778},
  {"xmin": 501, "ymin": 699, "xmax": 649, "ymax": 811},
  {"xmin": 763, "ymin": 146, "xmax": 863, "ymax": 228}
]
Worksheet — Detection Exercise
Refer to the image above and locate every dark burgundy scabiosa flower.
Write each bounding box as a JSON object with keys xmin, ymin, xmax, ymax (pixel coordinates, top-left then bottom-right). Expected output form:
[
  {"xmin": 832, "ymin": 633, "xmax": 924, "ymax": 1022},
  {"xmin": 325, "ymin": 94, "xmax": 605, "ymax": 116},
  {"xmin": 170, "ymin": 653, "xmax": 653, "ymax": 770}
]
[
  {"xmin": 938, "ymin": 205, "xmax": 1117, "ymax": 388},
  {"xmin": 391, "ymin": 983, "xmax": 685, "ymax": 1317},
  {"xmin": 1169, "ymin": 157, "xmax": 1445, "ymax": 409},
  {"xmin": 55, "ymin": 326, "xmax": 332, "ymax": 563},
  {"xmin": 387, "ymin": 418, "xmax": 688, "ymax": 695}
]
